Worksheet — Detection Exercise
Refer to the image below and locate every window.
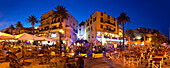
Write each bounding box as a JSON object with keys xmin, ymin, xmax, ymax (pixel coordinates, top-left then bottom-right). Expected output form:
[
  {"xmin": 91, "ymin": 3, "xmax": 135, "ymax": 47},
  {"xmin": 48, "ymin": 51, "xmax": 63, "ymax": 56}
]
[
  {"xmin": 113, "ymin": 22, "xmax": 116, "ymax": 26},
  {"xmin": 101, "ymin": 13, "xmax": 103, "ymax": 16},
  {"xmin": 58, "ymin": 18, "xmax": 60, "ymax": 22},
  {"xmin": 106, "ymin": 25, "xmax": 108, "ymax": 29},
  {"xmin": 108, "ymin": 20, "xmax": 110, "ymax": 23},
  {"xmin": 88, "ymin": 35, "xmax": 90, "ymax": 39},
  {"xmin": 73, "ymin": 23, "xmax": 75, "ymax": 26},
  {"xmin": 92, "ymin": 36, "xmax": 94, "ymax": 38},
  {"xmin": 114, "ymin": 18, "xmax": 116, "ymax": 21},
  {"xmin": 86, "ymin": 23, "xmax": 89, "ymax": 27},
  {"xmin": 108, "ymin": 15, "xmax": 110, "ymax": 19},
  {"xmin": 90, "ymin": 15, "xmax": 92, "ymax": 19},
  {"xmin": 93, "ymin": 17, "xmax": 96, "ymax": 22},
  {"xmin": 88, "ymin": 28, "xmax": 90, "ymax": 31},
  {"xmin": 91, "ymin": 26, "xmax": 92, "ymax": 31},
  {"xmin": 101, "ymin": 25, "xmax": 103, "ymax": 28},
  {"xmin": 100, "ymin": 18, "xmax": 103, "ymax": 22},
  {"xmin": 90, "ymin": 20, "xmax": 92, "ymax": 24}
]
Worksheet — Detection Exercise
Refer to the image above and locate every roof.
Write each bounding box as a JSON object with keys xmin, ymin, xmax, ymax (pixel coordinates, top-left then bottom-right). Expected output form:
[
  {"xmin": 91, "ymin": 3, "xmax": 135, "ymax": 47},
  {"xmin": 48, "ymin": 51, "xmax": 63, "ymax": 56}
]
[{"xmin": 79, "ymin": 21, "xmax": 85, "ymax": 26}]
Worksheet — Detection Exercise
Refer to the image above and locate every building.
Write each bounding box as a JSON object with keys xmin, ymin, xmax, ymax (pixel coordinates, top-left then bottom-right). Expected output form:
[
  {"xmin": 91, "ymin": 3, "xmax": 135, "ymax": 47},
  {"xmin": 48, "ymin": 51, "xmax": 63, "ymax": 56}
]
[
  {"xmin": 84, "ymin": 11, "xmax": 121, "ymax": 46},
  {"xmin": 37, "ymin": 10, "xmax": 78, "ymax": 45},
  {"xmin": 169, "ymin": 27, "xmax": 170, "ymax": 40},
  {"xmin": 117, "ymin": 24, "xmax": 123, "ymax": 34},
  {"xmin": 1, "ymin": 27, "xmax": 37, "ymax": 35},
  {"xmin": 78, "ymin": 21, "xmax": 85, "ymax": 40}
]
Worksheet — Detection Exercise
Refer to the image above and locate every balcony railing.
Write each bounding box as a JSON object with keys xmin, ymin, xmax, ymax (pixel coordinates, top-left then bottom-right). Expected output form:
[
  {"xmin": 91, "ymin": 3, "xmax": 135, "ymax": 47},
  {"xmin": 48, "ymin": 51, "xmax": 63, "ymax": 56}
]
[{"xmin": 104, "ymin": 28, "xmax": 115, "ymax": 32}]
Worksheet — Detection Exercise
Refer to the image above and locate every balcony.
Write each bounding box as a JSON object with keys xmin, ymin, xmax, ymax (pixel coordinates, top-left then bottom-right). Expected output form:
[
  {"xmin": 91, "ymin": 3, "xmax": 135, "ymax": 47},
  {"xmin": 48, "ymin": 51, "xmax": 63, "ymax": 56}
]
[
  {"xmin": 104, "ymin": 28, "xmax": 115, "ymax": 32},
  {"xmin": 107, "ymin": 22, "xmax": 115, "ymax": 26}
]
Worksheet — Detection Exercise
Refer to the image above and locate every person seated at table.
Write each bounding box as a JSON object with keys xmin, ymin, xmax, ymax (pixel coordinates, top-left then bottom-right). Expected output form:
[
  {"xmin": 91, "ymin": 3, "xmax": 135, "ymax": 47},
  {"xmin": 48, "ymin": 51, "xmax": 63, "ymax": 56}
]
[{"xmin": 76, "ymin": 57, "xmax": 84, "ymax": 68}]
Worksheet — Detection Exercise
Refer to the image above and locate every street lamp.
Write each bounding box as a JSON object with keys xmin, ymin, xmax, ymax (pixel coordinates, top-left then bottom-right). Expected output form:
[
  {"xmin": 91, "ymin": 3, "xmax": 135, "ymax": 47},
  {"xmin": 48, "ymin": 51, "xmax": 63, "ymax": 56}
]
[
  {"xmin": 59, "ymin": 29, "xmax": 64, "ymax": 57},
  {"xmin": 119, "ymin": 33, "xmax": 122, "ymax": 47}
]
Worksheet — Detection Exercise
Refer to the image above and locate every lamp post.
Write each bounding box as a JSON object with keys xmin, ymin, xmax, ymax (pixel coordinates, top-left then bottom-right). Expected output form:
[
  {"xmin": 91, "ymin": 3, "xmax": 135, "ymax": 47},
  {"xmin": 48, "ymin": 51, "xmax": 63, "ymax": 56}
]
[
  {"xmin": 119, "ymin": 33, "xmax": 122, "ymax": 50},
  {"xmin": 148, "ymin": 38, "xmax": 151, "ymax": 47},
  {"xmin": 59, "ymin": 29, "xmax": 64, "ymax": 57}
]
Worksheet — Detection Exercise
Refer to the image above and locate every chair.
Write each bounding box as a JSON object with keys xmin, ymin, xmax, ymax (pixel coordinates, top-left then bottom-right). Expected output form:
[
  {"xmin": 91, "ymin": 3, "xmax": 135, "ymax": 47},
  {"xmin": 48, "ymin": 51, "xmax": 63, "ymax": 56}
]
[
  {"xmin": 152, "ymin": 58, "xmax": 162, "ymax": 68},
  {"xmin": 131, "ymin": 55, "xmax": 141, "ymax": 66},
  {"xmin": 123, "ymin": 56, "xmax": 130, "ymax": 66},
  {"xmin": 148, "ymin": 58, "xmax": 153, "ymax": 67}
]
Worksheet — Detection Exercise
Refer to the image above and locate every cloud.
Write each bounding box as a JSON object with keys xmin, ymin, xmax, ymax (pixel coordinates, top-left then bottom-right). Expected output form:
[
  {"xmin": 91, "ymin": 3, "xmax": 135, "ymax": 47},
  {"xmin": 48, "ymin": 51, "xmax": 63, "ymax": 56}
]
[
  {"xmin": 0, "ymin": 20, "xmax": 13, "ymax": 27},
  {"xmin": 0, "ymin": 12, "xmax": 2, "ymax": 18}
]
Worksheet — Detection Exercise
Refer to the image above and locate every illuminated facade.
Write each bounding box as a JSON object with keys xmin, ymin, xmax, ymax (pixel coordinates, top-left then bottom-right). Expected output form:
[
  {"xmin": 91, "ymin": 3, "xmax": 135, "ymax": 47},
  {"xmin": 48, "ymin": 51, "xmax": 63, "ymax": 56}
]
[
  {"xmin": 84, "ymin": 11, "xmax": 122, "ymax": 45},
  {"xmin": 37, "ymin": 10, "xmax": 78, "ymax": 44},
  {"xmin": 78, "ymin": 21, "xmax": 85, "ymax": 40},
  {"xmin": 1, "ymin": 27, "xmax": 39, "ymax": 35}
]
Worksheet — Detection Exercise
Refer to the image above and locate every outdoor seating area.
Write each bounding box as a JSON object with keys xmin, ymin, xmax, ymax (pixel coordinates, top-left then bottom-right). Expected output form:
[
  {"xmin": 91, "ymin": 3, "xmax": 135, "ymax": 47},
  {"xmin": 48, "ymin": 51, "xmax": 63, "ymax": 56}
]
[{"xmin": 108, "ymin": 46, "xmax": 170, "ymax": 67}]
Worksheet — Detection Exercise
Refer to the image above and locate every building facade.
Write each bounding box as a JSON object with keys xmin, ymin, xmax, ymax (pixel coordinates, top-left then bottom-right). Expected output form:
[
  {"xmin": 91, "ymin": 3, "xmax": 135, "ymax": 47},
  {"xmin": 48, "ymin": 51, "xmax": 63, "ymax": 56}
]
[
  {"xmin": 84, "ymin": 11, "xmax": 121, "ymax": 45},
  {"xmin": 37, "ymin": 10, "xmax": 78, "ymax": 45},
  {"xmin": 78, "ymin": 21, "xmax": 85, "ymax": 40}
]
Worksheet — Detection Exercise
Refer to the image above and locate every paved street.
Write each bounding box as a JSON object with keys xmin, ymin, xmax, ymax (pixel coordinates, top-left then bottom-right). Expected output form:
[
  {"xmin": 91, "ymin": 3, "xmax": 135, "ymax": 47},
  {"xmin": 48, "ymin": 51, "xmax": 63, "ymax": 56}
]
[
  {"xmin": 85, "ymin": 56, "xmax": 170, "ymax": 68},
  {"xmin": 85, "ymin": 56, "xmax": 125, "ymax": 68}
]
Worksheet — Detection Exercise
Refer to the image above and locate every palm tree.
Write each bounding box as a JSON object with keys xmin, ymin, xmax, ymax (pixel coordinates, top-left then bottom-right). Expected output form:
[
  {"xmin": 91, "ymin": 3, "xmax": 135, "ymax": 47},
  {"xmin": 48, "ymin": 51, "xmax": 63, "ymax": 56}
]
[
  {"xmin": 9, "ymin": 24, "xmax": 15, "ymax": 35},
  {"xmin": 27, "ymin": 15, "xmax": 38, "ymax": 35},
  {"xmin": 117, "ymin": 13, "xmax": 131, "ymax": 50},
  {"xmin": 54, "ymin": 5, "xmax": 69, "ymax": 56},
  {"xmin": 54, "ymin": 5, "xmax": 69, "ymax": 28},
  {"xmin": 15, "ymin": 21, "xmax": 23, "ymax": 34}
]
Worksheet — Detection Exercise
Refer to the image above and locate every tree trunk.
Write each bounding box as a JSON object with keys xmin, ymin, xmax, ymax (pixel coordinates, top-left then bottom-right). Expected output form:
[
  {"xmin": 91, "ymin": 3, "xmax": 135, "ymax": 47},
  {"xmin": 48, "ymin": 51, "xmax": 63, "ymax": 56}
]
[
  {"xmin": 19, "ymin": 28, "xmax": 20, "ymax": 34},
  {"xmin": 32, "ymin": 24, "xmax": 34, "ymax": 35},
  {"xmin": 59, "ymin": 17, "xmax": 62, "ymax": 57},
  {"xmin": 59, "ymin": 32, "xmax": 62, "ymax": 57},
  {"xmin": 128, "ymin": 37, "xmax": 130, "ymax": 49},
  {"xmin": 11, "ymin": 29, "xmax": 13, "ymax": 35},
  {"xmin": 122, "ymin": 22, "xmax": 125, "ymax": 51},
  {"xmin": 59, "ymin": 17, "xmax": 62, "ymax": 28}
]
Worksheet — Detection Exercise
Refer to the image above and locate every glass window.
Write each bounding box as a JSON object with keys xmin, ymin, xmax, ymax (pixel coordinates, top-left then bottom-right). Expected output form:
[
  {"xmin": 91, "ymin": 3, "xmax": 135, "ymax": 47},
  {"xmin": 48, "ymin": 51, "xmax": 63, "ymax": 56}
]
[
  {"xmin": 114, "ymin": 18, "xmax": 116, "ymax": 21},
  {"xmin": 93, "ymin": 17, "xmax": 96, "ymax": 22},
  {"xmin": 101, "ymin": 25, "xmax": 103, "ymax": 28},
  {"xmin": 92, "ymin": 36, "xmax": 94, "ymax": 38},
  {"xmin": 108, "ymin": 20, "xmax": 110, "ymax": 23},
  {"xmin": 58, "ymin": 18, "xmax": 60, "ymax": 22},
  {"xmin": 108, "ymin": 15, "xmax": 110, "ymax": 18},
  {"xmin": 90, "ymin": 21, "xmax": 92, "ymax": 24},
  {"xmin": 101, "ymin": 13, "xmax": 103, "ymax": 16},
  {"xmin": 100, "ymin": 18, "xmax": 103, "ymax": 22},
  {"xmin": 88, "ymin": 35, "xmax": 90, "ymax": 39},
  {"xmin": 91, "ymin": 26, "xmax": 92, "ymax": 31}
]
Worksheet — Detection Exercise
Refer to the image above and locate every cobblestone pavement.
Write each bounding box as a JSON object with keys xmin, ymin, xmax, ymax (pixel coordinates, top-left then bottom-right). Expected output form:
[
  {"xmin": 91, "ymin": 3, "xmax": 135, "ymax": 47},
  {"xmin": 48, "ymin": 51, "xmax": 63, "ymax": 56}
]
[
  {"xmin": 1, "ymin": 56, "xmax": 170, "ymax": 68},
  {"xmin": 84, "ymin": 56, "xmax": 170, "ymax": 68}
]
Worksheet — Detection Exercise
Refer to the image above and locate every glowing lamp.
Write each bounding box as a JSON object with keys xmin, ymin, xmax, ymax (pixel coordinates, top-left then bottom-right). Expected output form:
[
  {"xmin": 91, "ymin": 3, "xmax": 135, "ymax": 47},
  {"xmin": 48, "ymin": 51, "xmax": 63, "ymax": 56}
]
[
  {"xmin": 59, "ymin": 30, "xmax": 64, "ymax": 34},
  {"xmin": 71, "ymin": 53, "xmax": 74, "ymax": 56},
  {"xmin": 149, "ymin": 38, "xmax": 151, "ymax": 41},
  {"xmin": 119, "ymin": 33, "xmax": 122, "ymax": 36}
]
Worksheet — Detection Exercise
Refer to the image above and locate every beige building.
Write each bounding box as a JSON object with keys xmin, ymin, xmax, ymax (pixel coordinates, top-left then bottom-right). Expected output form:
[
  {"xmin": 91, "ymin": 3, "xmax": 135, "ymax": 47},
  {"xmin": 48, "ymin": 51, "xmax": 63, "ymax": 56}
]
[
  {"xmin": 37, "ymin": 10, "xmax": 78, "ymax": 45},
  {"xmin": 84, "ymin": 11, "xmax": 122, "ymax": 45}
]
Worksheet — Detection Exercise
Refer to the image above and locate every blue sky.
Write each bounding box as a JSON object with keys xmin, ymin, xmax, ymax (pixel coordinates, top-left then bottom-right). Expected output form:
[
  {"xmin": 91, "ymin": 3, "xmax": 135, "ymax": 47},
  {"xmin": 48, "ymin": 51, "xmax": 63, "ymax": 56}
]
[{"xmin": 0, "ymin": 0, "xmax": 170, "ymax": 38}]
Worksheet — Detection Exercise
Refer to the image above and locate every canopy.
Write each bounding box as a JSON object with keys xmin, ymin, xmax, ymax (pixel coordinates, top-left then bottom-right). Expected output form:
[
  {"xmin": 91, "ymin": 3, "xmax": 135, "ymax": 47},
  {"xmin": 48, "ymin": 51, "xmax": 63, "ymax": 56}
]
[
  {"xmin": 40, "ymin": 36, "xmax": 56, "ymax": 41},
  {"xmin": 15, "ymin": 33, "xmax": 44, "ymax": 40},
  {"xmin": 0, "ymin": 32, "xmax": 15, "ymax": 39}
]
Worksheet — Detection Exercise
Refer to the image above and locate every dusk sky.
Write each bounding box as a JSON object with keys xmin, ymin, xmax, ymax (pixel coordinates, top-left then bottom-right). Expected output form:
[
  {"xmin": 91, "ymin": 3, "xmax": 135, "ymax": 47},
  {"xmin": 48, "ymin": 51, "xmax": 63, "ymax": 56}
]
[{"xmin": 0, "ymin": 0, "xmax": 170, "ymax": 38}]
